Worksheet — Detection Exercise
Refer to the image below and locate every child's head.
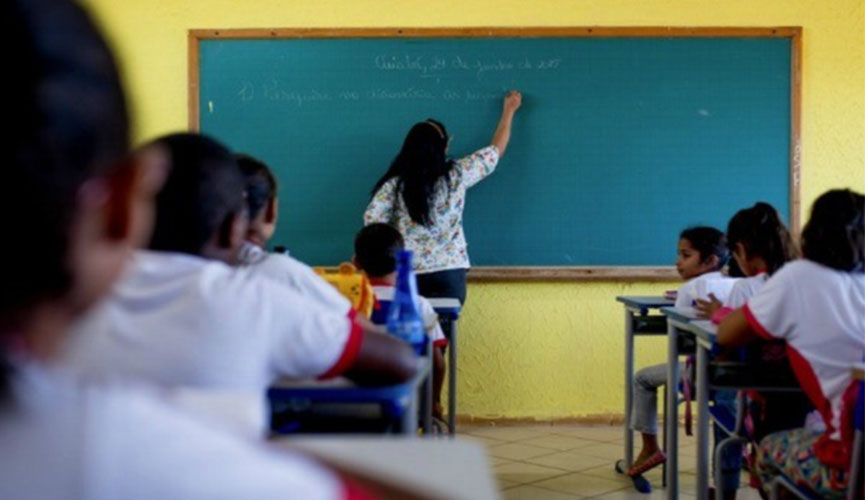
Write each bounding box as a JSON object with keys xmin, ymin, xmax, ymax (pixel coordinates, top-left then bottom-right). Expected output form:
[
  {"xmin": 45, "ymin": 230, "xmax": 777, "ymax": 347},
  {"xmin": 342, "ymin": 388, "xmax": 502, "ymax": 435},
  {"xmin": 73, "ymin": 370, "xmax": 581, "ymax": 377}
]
[
  {"xmin": 2, "ymin": 0, "xmax": 159, "ymax": 357},
  {"xmin": 371, "ymin": 119, "xmax": 453, "ymax": 226},
  {"xmin": 726, "ymin": 202, "xmax": 798, "ymax": 276},
  {"xmin": 236, "ymin": 154, "xmax": 278, "ymax": 247},
  {"xmin": 353, "ymin": 223, "xmax": 405, "ymax": 278},
  {"xmin": 801, "ymin": 189, "xmax": 864, "ymax": 272},
  {"xmin": 676, "ymin": 226, "xmax": 728, "ymax": 279},
  {"xmin": 145, "ymin": 133, "xmax": 248, "ymax": 265}
]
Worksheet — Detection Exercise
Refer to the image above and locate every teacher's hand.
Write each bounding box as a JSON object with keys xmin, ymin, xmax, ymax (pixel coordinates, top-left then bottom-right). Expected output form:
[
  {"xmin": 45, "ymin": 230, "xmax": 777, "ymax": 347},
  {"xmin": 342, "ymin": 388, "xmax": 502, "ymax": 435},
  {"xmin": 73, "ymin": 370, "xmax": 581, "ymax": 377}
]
[{"xmin": 503, "ymin": 90, "xmax": 522, "ymax": 114}]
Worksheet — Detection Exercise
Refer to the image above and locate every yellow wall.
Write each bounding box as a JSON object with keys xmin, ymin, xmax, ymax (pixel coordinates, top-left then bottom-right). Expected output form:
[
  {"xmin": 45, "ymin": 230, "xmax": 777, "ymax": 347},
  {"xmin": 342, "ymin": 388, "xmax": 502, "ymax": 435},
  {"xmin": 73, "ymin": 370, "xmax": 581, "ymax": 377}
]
[{"xmin": 83, "ymin": 0, "xmax": 864, "ymax": 419}]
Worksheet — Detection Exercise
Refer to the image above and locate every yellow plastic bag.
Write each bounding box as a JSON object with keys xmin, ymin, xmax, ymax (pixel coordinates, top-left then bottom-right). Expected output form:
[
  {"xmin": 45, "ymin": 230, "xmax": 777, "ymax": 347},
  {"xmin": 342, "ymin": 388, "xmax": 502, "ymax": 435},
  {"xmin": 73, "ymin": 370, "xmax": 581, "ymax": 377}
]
[{"xmin": 313, "ymin": 262, "xmax": 375, "ymax": 318}]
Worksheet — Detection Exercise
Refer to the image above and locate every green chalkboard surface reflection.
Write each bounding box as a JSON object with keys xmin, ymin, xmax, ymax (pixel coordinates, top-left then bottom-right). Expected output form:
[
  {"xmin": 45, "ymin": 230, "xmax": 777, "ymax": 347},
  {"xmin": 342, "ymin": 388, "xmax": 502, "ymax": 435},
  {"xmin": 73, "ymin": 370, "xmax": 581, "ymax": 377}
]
[{"xmin": 198, "ymin": 35, "xmax": 791, "ymax": 267}]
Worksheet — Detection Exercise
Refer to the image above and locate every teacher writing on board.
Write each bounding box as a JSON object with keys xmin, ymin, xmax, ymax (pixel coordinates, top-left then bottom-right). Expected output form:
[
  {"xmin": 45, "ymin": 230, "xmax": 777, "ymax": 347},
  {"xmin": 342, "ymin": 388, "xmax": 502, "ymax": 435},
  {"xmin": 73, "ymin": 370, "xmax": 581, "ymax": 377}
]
[{"xmin": 364, "ymin": 90, "xmax": 522, "ymax": 305}]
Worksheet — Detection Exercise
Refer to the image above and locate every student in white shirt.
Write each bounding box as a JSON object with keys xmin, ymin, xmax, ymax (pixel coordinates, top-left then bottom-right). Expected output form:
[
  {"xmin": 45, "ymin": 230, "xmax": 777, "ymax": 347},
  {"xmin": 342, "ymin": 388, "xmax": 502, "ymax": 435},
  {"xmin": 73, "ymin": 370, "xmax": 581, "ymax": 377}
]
[
  {"xmin": 694, "ymin": 202, "xmax": 801, "ymax": 500},
  {"xmin": 719, "ymin": 189, "xmax": 865, "ymax": 499},
  {"xmin": 62, "ymin": 133, "xmax": 417, "ymax": 395},
  {"xmin": 0, "ymin": 3, "xmax": 361, "ymax": 497},
  {"xmin": 353, "ymin": 224, "xmax": 449, "ymax": 422},
  {"xmin": 235, "ymin": 154, "xmax": 355, "ymax": 315},
  {"xmin": 627, "ymin": 226, "xmax": 736, "ymax": 477}
]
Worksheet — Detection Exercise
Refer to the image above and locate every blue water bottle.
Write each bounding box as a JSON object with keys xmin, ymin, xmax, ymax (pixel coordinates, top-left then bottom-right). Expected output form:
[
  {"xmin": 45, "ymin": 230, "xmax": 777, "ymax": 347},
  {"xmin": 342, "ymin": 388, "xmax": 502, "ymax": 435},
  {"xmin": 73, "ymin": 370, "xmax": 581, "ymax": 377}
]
[{"xmin": 386, "ymin": 250, "xmax": 426, "ymax": 356}]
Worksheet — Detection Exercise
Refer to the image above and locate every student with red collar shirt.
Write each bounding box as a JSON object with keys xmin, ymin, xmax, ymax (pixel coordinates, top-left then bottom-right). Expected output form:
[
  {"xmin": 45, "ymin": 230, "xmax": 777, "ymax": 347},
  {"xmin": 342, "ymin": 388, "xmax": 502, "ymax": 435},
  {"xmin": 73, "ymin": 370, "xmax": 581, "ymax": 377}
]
[
  {"xmin": 0, "ymin": 2, "xmax": 376, "ymax": 498},
  {"xmin": 696, "ymin": 202, "xmax": 804, "ymax": 500},
  {"xmin": 353, "ymin": 223, "xmax": 448, "ymax": 422},
  {"xmin": 718, "ymin": 189, "xmax": 865, "ymax": 499},
  {"xmin": 61, "ymin": 133, "xmax": 416, "ymax": 394}
]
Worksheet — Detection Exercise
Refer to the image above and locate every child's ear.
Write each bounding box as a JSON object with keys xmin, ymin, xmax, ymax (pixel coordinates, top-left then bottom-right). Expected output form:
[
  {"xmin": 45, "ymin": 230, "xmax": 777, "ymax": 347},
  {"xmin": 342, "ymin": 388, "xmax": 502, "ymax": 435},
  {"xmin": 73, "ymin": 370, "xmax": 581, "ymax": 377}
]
[
  {"xmin": 265, "ymin": 198, "xmax": 278, "ymax": 224},
  {"xmin": 218, "ymin": 211, "xmax": 249, "ymax": 250},
  {"xmin": 704, "ymin": 254, "xmax": 720, "ymax": 270}
]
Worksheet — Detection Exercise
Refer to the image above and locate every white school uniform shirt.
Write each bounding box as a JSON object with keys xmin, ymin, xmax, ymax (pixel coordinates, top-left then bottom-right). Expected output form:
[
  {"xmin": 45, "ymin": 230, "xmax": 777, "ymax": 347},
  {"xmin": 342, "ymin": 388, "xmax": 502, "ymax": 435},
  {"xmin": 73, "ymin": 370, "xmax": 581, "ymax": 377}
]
[
  {"xmin": 371, "ymin": 285, "xmax": 448, "ymax": 348},
  {"xmin": 674, "ymin": 271, "xmax": 738, "ymax": 309},
  {"xmin": 60, "ymin": 250, "xmax": 363, "ymax": 391},
  {"xmin": 725, "ymin": 272, "xmax": 769, "ymax": 308},
  {"xmin": 238, "ymin": 242, "xmax": 353, "ymax": 316},
  {"xmin": 0, "ymin": 361, "xmax": 343, "ymax": 500},
  {"xmin": 743, "ymin": 260, "xmax": 865, "ymax": 447}
]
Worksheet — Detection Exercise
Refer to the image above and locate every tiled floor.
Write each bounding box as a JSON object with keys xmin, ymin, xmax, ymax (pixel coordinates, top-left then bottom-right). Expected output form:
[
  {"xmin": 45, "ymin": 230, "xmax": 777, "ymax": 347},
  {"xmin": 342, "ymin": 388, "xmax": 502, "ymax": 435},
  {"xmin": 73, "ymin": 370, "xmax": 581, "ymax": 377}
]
[{"xmin": 459, "ymin": 424, "xmax": 764, "ymax": 500}]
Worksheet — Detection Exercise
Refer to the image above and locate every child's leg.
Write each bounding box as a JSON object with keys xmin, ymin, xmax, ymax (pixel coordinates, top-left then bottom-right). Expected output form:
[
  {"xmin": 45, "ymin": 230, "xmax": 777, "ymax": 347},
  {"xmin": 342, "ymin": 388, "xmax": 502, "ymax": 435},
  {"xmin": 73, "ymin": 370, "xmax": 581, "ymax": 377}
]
[
  {"xmin": 432, "ymin": 346, "xmax": 445, "ymax": 419},
  {"xmin": 756, "ymin": 428, "xmax": 849, "ymax": 500},
  {"xmin": 630, "ymin": 364, "xmax": 668, "ymax": 464},
  {"xmin": 712, "ymin": 390, "xmax": 742, "ymax": 499}
]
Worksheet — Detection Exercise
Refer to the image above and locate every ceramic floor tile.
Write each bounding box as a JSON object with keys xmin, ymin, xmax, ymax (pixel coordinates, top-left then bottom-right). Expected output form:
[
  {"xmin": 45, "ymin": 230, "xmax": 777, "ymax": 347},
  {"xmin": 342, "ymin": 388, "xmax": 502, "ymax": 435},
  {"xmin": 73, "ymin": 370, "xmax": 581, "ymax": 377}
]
[
  {"xmin": 503, "ymin": 485, "xmax": 584, "ymax": 500},
  {"xmin": 494, "ymin": 461, "xmax": 571, "ymax": 485},
  {"xmin": 591, "ymin": 488, "xmax": 696, "ymax": 499},
  {"xmin": 488, "ymin": 442, "xmax": 559, "ymax": 461},
  {"xmin": 460, "ymin": 434, "xmax": 509, "ymax": 446},
  {"xmin": 489, "ymin": 455, "xmax": 516, "ymax": 466},
  {"xmin": 522, "ymin": 450, "xmax": 611, "ymax": 473},
  {"xmin": 515, "ymin": 434, "xmax": 599, "ymax": 451},
  {"xmin": 550, "ymin": 426, "xmax": 627, "ymax": 443},
  {"xmin": 574, "ymin": 443, "xmax": 629, "ymax": 461},
  {"xmin": 533, "ymin": 472, "xmax": 629, "ymax": 497},
  {"xmin": 467, "ymin": 426, "xmax": 553, "ymax": 441}
]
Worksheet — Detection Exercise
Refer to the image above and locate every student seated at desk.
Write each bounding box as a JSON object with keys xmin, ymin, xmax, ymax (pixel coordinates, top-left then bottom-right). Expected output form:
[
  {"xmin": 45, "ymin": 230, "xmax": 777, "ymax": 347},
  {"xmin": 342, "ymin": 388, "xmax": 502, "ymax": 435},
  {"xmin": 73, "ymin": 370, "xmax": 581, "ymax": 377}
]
[
  {"xmin": 61, "ymin": 133, "xmax": 417, "ymax": 395},
  {"xmin": 0, "ymin": 3, "xmax": 364, "ymax": 497},
  {"xmin": 695, "ymin": 202, "xmax": 804, "ymax": 500},
  {"xmin": 628, "ymin": 226, "xmax": 737, "ymax": 477},
  {"xmin": 718, "ymin": 189, "xmax": 865, "ymax": 500},
  {"xmin": 235, "ymin": 154, "xmax": 359, "ymax": 317},
  {"xmin": 353, "ymin": 224, "xmax": 448, "ymax": 423}
]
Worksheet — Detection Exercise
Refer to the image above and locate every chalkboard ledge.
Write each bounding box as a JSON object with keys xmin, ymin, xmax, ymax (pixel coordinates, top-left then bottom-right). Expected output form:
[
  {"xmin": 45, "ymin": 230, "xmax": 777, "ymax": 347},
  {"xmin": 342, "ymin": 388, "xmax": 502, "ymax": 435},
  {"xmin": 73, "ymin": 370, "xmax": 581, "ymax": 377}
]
[{"xmin": 467, "ymin": 267, "xmax": 679, "ymax": 282}]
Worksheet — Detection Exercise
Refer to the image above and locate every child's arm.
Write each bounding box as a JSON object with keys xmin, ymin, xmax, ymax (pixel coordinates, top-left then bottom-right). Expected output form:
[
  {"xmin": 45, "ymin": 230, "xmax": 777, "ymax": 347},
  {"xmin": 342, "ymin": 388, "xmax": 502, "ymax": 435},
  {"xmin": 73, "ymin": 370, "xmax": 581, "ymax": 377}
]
[
  {"xmin": 717, "ymin": 309, "xmax": 759, "ymax": 347},
  {"xmin": 343, "ymin": 328, "xmax": 418, "ymax": 386},
  {"xmin": 490, "ymin": 90, "xmax": 521, "ymax": 157}
]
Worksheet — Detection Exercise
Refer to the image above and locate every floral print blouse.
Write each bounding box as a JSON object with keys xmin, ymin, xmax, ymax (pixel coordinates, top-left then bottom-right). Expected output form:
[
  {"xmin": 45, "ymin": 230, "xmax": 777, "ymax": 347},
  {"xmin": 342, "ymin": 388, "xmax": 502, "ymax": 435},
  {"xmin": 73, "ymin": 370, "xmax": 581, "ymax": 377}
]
[{"xmin": 363, "ymin": 146, "xmax": 500, "ymax": 273}]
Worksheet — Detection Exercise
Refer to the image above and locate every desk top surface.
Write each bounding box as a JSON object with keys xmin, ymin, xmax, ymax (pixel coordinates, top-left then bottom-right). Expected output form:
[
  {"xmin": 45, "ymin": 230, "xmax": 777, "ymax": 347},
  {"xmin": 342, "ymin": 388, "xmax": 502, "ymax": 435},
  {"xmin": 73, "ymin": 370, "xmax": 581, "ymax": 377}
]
[
  {"xmin": 280, "ymin": 436, "xmax": 497, "ymax": 500},
  {"xmin": 427, "ymin": 297, "xmax": 461, "ymax": 317},
  {"xmin": 661, "ymin": 306, "xmax": 701, "ymax": 324},
  {"xmin": 616, "ymin": 296, "xmax": 675, "ymax": 308}
]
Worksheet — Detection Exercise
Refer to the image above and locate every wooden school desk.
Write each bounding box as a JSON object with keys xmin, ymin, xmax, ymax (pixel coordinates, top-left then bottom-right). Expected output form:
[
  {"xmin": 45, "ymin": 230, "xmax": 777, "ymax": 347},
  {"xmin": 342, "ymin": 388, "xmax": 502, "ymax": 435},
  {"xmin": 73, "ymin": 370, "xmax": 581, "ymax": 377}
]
[
  {"xmin": 428, "ymin": 298, "xmax": 462, "ymax": 436},
  {"xmin": 269, "ymin": 356, "xmax": 432, "ymax": 436},
  {"xmin": 615, "ymin": 296, "xmax": 674, "ymax": 470}
]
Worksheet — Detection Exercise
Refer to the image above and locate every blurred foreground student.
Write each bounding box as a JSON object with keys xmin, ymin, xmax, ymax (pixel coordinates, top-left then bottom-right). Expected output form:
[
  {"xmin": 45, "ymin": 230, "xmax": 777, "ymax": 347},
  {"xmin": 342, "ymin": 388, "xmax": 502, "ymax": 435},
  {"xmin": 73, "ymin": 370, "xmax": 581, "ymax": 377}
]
[{"xmin": 0, "ymin": 1, "xmax": 365, "ymax": 498}]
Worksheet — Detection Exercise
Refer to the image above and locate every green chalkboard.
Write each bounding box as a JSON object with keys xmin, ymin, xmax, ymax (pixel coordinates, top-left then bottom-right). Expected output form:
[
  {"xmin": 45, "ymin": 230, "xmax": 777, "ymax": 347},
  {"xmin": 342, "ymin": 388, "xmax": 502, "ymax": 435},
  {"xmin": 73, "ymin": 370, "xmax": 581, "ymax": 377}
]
[{"xmin": 194, "ymin": 29, "xmax": 797, "ymax": 272}]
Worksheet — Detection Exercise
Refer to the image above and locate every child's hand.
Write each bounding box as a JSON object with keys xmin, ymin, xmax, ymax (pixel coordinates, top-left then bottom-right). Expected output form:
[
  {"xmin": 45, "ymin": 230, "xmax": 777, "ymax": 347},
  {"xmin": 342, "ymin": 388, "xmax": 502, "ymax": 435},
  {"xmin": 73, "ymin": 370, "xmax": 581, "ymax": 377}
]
[
  {"xmin": 695, "ymin": 293, "xmax": 723, "ymax": 319},
  {"xmin": 503, "ymin": 90, "xmax": 522, "ymax": 114}
]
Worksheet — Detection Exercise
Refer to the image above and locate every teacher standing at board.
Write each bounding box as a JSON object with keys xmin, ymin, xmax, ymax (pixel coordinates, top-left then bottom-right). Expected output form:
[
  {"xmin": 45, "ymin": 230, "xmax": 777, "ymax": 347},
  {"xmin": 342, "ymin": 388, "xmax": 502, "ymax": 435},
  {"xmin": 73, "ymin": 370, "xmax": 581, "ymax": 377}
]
[{"xmin": 364, "ymin": 90, "xmax": 522, "ymax": 305}]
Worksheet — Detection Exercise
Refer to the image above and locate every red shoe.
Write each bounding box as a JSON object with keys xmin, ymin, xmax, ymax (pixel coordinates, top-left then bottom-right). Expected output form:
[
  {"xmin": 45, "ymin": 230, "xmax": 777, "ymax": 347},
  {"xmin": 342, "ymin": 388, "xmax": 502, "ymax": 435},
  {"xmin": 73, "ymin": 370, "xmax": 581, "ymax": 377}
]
[{"xmin": 627, "ymin": 450, "xmax": 667, "ymax": 477}]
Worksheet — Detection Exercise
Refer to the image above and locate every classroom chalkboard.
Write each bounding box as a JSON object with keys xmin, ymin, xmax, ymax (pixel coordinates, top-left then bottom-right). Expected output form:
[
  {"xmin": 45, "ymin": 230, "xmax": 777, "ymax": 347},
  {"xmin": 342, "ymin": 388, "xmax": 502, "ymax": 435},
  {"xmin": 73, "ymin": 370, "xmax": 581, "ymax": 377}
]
[{"xmin": 191, "ymin": 28, "xmax": 800, "ymax": 279}]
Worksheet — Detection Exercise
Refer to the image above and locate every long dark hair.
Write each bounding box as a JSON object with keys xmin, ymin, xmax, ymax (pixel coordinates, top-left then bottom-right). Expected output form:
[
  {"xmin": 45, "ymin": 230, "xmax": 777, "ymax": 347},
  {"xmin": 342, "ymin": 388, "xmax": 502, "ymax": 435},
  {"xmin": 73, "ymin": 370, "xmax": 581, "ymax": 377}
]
[
  {"xmin": 371, "ymin": 119, "xmax": 455, "ymax": 226},
  {"xmin": 726, "ymin": 202, "xmax": 799, "ymax": 275},
  {"xmin": 1, "ymin": 0, "xmax": 129, "ymax": 401},
  {"xmin": 680, "ymin": 226, "xmax": 729, "ymax": 270},
  {"xmin": 801, "ymin": 189, "xmax": 864, "ymax": 272}
]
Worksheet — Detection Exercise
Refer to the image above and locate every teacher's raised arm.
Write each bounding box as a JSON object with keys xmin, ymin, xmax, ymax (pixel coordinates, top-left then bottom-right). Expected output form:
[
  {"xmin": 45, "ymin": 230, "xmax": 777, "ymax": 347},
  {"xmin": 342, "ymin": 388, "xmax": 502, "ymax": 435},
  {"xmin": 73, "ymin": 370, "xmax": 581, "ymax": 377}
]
[
  {"xmin": 363, "ymin": 90, "xmax": 523, "ymax": 306},
  {"xmin": 491, "ymin": 90, "xmax": 522, "ymax": 157}
]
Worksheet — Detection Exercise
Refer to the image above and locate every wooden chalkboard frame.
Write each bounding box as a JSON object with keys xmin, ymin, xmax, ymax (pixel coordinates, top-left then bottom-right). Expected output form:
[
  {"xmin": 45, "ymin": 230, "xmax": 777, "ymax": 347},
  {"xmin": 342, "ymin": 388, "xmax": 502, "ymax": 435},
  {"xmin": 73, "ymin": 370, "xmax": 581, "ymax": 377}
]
[{"xmin": 188, "ymin": 27, "xmax": 802, "ymax": 282}]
